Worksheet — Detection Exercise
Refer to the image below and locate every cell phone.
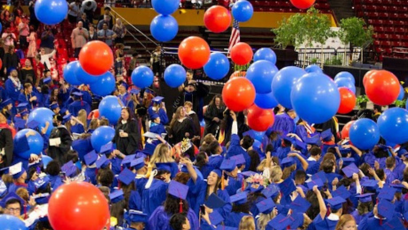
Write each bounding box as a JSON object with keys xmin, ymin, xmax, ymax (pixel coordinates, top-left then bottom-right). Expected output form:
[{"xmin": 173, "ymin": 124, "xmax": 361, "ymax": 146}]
[{"xmin": 200, "ymin": 205, "xmax": 205, "ymax": 215}]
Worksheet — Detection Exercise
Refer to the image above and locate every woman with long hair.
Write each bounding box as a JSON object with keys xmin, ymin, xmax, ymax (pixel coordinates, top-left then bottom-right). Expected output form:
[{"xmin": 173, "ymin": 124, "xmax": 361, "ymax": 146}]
[
  {"xmin": 203, "ymin": 95, "xmax": 225, "ymax": 136},
  {"xmin": 168, "ymin": 106, "xmax": 194, "ymax": 145},
  {"xmin": 239, "ymin": 216, "xmax": 256, "ymax": 230},
  {"xmin": 335, "ymin": 214, "xmax": 357, "ymax": 230},
  {"xmin": 113, "ymin": 107, "xmax": 141, "ymax": 155}
]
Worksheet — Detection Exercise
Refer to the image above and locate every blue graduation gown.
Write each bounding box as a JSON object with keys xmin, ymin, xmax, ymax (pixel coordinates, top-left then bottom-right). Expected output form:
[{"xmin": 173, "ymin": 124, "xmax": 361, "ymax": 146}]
[
  {"xmin": 148, "ymin": 206, "xmax": 199, "ymax": 230},
  {"xmin": 128, "ymin": 190, "xmax": 142, "ymax": 210},
  {"xmin": 68, "ymin": 100, "xmax": 91, "ymax": 116},
  {"xmin": 118, "ymin": 92, "xmax": 131, "ymax": 106},
  {"xmin": 141, "ymin": 179, "xmax": 168, "ymax": 216},
  {"xmin": 226, "ymin": 134, "xmax": 251, "ymax": 171},
  {"xmin": 5, "ymin": 78, "xmax": 22, "ymax": 103},
  {"xmin": 274, "ymin": 146, "xmax": 290, "ymax": 161},
  {"xmin": 8, "ymin": 183, "xmax": 28, "ymax": 194},
  {"xmin": 81, "ymin": 90, "xmax": 92, "ymax": 106},
  {"xmin": 225, "ymin": 174, "xmax": 244, "ymax": 196},
  {"xmin": 306, "ymin": 159, "xmax": 320, "ymax": 175},
  {"xmin": 18, "ymin": 92, "xmax": 37, "ymax": 111},
  {"xmin": 208, "ymin": 155, "xmax": 224, "ymax": 170},
  {"xmin": 111, "ymin": 157, "xmax": 122, "ymax": 175},
  {"xmin": 322, "ymin": 144, "xmax": 336, "ymax": 157},
  {"xmin": 71, "ymin": 123, "xmax": 85, "ymax": 134},
  {"xmin": 351, "ymin": 210, "xmax": 368, "ymax": 225},
  {"xmin": 0, "ymin": 86, "xmax": 8, "ymax": 101},
  {"xmin": 72, "ymin": 138, "xmax": 93, "ymax": 163},
  {"xmin": 296, "ymin": 124, "xmax": 309, "ymax": 142},
  {"xmin": 150, "ymin": 123, "xmax": 166, "ymax": 135},
  {"xmin": 148, "ymin": 107, "xmax": 169, "ymax": 125},
  {"xmin": 135, "ymin": 176, "xmax": 148, "ymax": 199},
  {"xmin": 271, "ymin": 113, "xmax": 295, "ymax": 134},
  {"xmin": 48, "ymin": 175, "xmax": 63, "ymax": 191}
]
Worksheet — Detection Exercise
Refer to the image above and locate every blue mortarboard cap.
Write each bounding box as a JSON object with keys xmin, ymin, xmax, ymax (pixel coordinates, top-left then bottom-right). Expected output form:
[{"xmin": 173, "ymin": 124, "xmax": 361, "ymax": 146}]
[
  {"xmin": 20, "ymin": 111, "xmax": 28, "ymax": 117},
  {"xmin": 130, "ymin": 89, "xmax": 140, "ymax": 95},
  {"xmin": 262, "ymin": 184, "xmax": 280, "ymax": 198},
  {"xmin": 220, "ymin": 158, "xmax": 236, "ymax": 172},
  {"xmin": 72, "ymin": 92, "xmax": 83, "ymax": 97},
  {"xmin": 34, "ymin": 177, "xmax": 50, "ymax": 190},
  {"xmin": 50, "ymin": 103, "xmax": 59, "ymax": 110},
  {"xmin": 253, "ymin": 139, "xmax": 262, "ymax": 150},
  {"xmin": 99, "ymin": 142, "xmax": 113, "ymax": 155},
  {"xmin": 230, "ymin": 191, "xmax": 248, "ymax": 205},
  {"xmin": 230, "ymin": 154, "xmax": 246, "ymax": 165},
  {"xmin": 43, "ymin": 77, "xmax": 52, "ymax": 84},
  {"xmin": 294, "ymin": 140, "xmax": 306, "ymax": 150},
  {"xmin": 155, "ymin": 162, "xmax": 172, "ymax": 172},
  {"xmin": 0, "ymin": 99, "xmax": 11, "ymax": 109},
  {"xmin": 282, "ymin": 135, "xmax": 294, "ymax": 143},
  {"xmin": 110, "ymin": 189, "xmax": 124, "ymax": 203},
  {"xmin": 16, "ymin": 103, "xmax": 28, "ymax": 112},
  {"xmin": 289, "ymin": 212, "xmax": 304, "ymax": 230},
  {"xmin": 338, "ymin": 146, "xmax": 351, "ymax": 155},
  {"xmin": 125, "ymin": 210, "xmax": 147, "ymax": 223},
  {"xmin": 121, "ymin": 154, "xmax": 136, "ymax": 168},
  {"xmin": 212, "ymin": 169, "xmax": 222, "ymax": 177},
  {"xmin": 361, "ymin": 179, "xmax": 378, "ymax": 190},
  {"xmin": 240, "ymin": 171, "xmax": 257, "ymax": 178},
  {"xmin": 26, "ymin": 120, "xmax": 39, "ymax": 129},
  {"xmin": 267, "ymin": 214, "xmax": 295, "ymax": 230},
  {"xmin": 14, "ymin": 118, "xmax": 26, "ymax": 130},
  {"xmin": 305, "ymin": 135, "xmax": 322, "ymax": 146},
  {"xmin": 355, "ymin": 193, "xmax": 373, "ymax": 203},
  {"xmin": 205, "ymin": 193, "xmax": 226, "ymax": 209},
  {"xmin": 326, "ymin": 196, "xmax": 346, "ymax": 210},
  {"xmin": 84, "ymin": 150, "xmax": 98, "ymax": 166},
  {"xmin": 168, "ymin": 180, "xmax": 189, "ymax": 200},
  {"xmin": 321, "ymin": 129, "xmax": 333, "ymax": 142},
  {"xmin": 131, "ymin": 157, "xmax": 146, "ymax": 171},
  {"xmin": 152, "ymin": 96, "xmax": 164, "ymax": 103},
  {"xmin": 61, "ymin": 161, "xmax": 78, "ymax": 177},
  {"xmin": 256, "ymin": 198, "xmax": 275, "ymax": 214},
  {"xmin": 8, "ymin": 162, "xmax": 26, "ymax": 179},
  {"xmin": 208, "ymin": 210, "xmax": 224, "ymax": 226},
  {"xmin": 311, "ymin": 171, "xmax": 327, "ymax": 184},
  {"xmin": 278, "ymin": 178, "xmax": 297, "ymax": 196},
  {"xmin": 377, "ymin": 199, "xmax": 395, "ymax": 220},
  {"xmin": 339, "ymin": 157, "xmax": 355, "ymax": 167},
  {"xmin": 120, "ymin": 82, "xmax": 129, "ymax": 89},
  {"xmin": 142, "ymin": 142, "xmax": 156, "ymax": 156},
  {"xmin": 63, "ymin": 114, "xmax": 72, "ymax": 124},
  {"xmin": 243, "ymin": 130, "xmax": 257, "ymax": 139},
  {"xmin": 289, "ymin": 195, "xmax": 311, "ymax": 213},
  {"xmin": 0, "ymin": 191, "xmax": 24, "ymax": 208},
  {"xmin": 281, "ymin": 157, "xmax": 295, "ymax": 168},
  {"xmin": 331, "ymin": 185, "xmax": 351, "ymax": 199},
  {"xmin": 342, "ymin": 163, "xmax": 359, "ymax": 178},
  {"xmin": 390, "ymin": 183, "xmax": 404, "ymax": 192},
  {"xmin": 150, "ymin": 113, "xmax": 159, "ymax": 120},
  {"xmin": 96, "ymin": 155, "xmax": 110, "ymax": 169},
  {"xmin": 60, "ymin": 108, "xmax": 67, "ymax": 115},
  {"xmin": 117, "ymin": 168, "xmax": 136, "ymax": 186},
  {"xmin": 378, "ymin": 186, "xmax": 397, "ymax": 201}
]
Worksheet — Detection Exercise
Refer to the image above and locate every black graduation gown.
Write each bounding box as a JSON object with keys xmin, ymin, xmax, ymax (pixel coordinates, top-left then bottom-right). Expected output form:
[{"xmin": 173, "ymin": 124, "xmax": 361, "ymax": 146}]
[
  {"xmin": 113, "ymin": 119, "xmax": 141, "ymax": 155},
  {"xmin": 169, "ymin": 118, "xmax": 194, "ymax": 145},
  {"xmin": 0, "ymin": 128, "xmax": 13, "ymax": 168},
  {"xmin": 203, "ymin": 104, "xmax": 225, "ymax": 136},
  {"xmin": 48, "ymin": 126, "xmax": 73, "ymax": 166}
]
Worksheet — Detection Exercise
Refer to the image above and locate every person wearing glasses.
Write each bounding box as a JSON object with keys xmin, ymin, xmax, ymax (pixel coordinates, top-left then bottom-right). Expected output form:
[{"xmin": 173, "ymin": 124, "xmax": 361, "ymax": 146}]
[{"xmin": 0, "ymin": 191, "xmax": 24, "ymax": 219}]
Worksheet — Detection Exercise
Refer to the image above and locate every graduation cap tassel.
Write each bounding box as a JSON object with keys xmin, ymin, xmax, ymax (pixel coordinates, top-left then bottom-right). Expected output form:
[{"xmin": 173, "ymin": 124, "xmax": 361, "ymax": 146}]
[
  {"xmin": 179, "ymin": 199, "xmax": 183, "ymax": 213},
  {"xmin": 326, "ymin": 207, "xmax": 331, "ymax": 217},
  {"xmin": 241, "ymin": 179, "xmax": 245, "ymax": 192},
  {"xmin": 379, "ymin": 218, "xmax": 382, "ymax": 226},
  {"xmin": 221, "ymin": 171, "xmax": 225, "ymax": 190},
  {"xmin": 24, "ymin": 204, "xmax": 27, "ymax": 219}
]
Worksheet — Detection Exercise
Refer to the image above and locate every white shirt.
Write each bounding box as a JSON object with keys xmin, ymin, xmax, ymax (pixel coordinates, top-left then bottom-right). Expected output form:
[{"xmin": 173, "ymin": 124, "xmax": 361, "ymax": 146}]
[
  {"xmin": 40, "ymin": 50, "xmax": 56, "ymax": 70},
  {"xmin": 68, "ymin": 2, "xmax": 81, "ymax": 17}
]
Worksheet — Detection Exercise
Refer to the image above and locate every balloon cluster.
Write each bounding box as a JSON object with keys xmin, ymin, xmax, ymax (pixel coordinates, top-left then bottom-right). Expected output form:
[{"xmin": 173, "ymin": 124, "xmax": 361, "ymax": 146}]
[
  {"xmin": 334, "ymin": 72, "xmax": 357, "ymax": 114},
  {"xmin": 150, "ymin": 0, "xmax": 180, "ymax": 42}
]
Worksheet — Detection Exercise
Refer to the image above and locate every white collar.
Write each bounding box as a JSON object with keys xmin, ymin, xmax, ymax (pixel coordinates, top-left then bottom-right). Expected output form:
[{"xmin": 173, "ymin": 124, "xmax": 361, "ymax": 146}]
[
  {"xmin": 327, "ymin": 213, "xmax": 340, "ymax": 221},
  {"xmin": 307, "ymin": 157, "xmax": 317, "ymax": 161}
]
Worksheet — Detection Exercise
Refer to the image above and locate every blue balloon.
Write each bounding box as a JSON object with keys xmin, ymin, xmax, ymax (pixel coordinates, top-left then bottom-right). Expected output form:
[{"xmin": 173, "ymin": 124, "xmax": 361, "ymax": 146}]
[
  {"xmin": 254, "ymin": 48, "xmax": 277, "ymax": 65},
  {"xmin": 398, "ymin": 84, "xmax": 404, "ymax": 101},
  {"xmin": 272, "ymin": 66, "xmax": 306, "ymax": 109},
  {"xmin": 75, "ymin": 65, "xmax": 99, "ymax": 84},
  {"xmin": 0, "ymin": 215, "xmax": 28, "ymax": 230},
  {"xmin": 98, "ymin": 96, "xmax": 122, "ymax": 124},
  {"xmin": 34, "ymin": 0, "xmax": 68, "ymax": 25},
  {"xmin": 204, "ymin": 52, "xmax": 230, "ymax": 80},
  {"xmin": 334, "ymin": 71, "xmax": 355, "ymax": 84},
  {"xmin": 28, "ymin": 107, "xmax": 54, "ymax": 136},
  {"xmin": 152, "ymin": 0, "xmax": 180, "ymax": 15},
  {"xmin": 42, "ymin": 155, "xmax": 53, "ymax": 169},
  {"xmin": 90, "ymin": 72, "xmax": 116, "ymax": 96},
  {"xmin": 14, "ymin": 129, "xmax": 44, "ymax": 159},
  {"xmin": 305, "ymin": 64, "xmax": 322, "ymax": 73},
  {"xmin": 131, "ymin": 66, "xmax": 154, "ymax": 89},
  {"xmin": 150, "ymin": 15, "xmax": 178, "ymax": 42},
  {"xmin": 246, "ymin": 60, "xmax": 278, "ymax": 94},
  {"xmin": 378, "ymin": 108, "xmax": 408, "ymax": 144},
  {"xmin": 63, "ymin": 61, "xmax": 81, "ymax": 85},
  {"xmin": 0, "ymin": 22, "xmax": 3, "ymax": 33},
  {"xmin": 91, "ymin": 125, "xmax": 115, "ymax": 152},
  {"xmin": 349, "ymin": 118, "xmax": 380, "ymax": 150},
  {"xmin": 291, "ymin": 73, "xmax": 340, "ymax": 124},
  {"xmin": 164, "ymin": 64, "xmax": 186, "ymax": 88},
  {"xmin": 231, "ymin": 0, "xmax": 254, "ymax": 22},
  {"xmin": 255, "ymin": 92, "xmax": 278, "ymax": 109},
  {"xmin": 334, "ymin": 77, "xmax": 356, "ymax": 94}
]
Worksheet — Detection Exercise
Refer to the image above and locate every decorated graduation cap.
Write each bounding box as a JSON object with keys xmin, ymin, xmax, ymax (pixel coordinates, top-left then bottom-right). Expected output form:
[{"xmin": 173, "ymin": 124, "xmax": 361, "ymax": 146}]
[
  {"xmin": 355, "ymin": 193, "xmax": 374, "ymax": 203},
  {"xmin": 262, "ymin": 184, "xmax": 280, "ymax": 198},
  {"xmin": 256, "ymin": 197, "xmax": 275, "ymax": 214},
  {"xmin": 61, "ymin": 161, "xmax": 78, "ymax": 178},
  {"xmin": 131, "ymin": 157, "xmax": 146, "ymax": 171},
  {"xmin": 220, "ymin": 158, "xmax": 236, "ymax": 172},
  {"xmin": 16, "ymin": 103, "xmax": 28, "ymax": 113},
  {"xmin": 152, "ymin": 96, "xmax": 164, "ymax": 104},
  {"xmin": 326, "ymin": 196, "xmax": 346, "ymax": 210},
  {"xmin": 289, "ymin": 195, "xmax": 311, "ymax": 213},
  {"xmin": 377, "ymin": 186, "xmax": 397, "ymax": 201},
  {"xmin": 110, "ymin": 189, "xmax": 125, "ymax": 204},
  {"xmin": 43, "ymin": 77, "xmax": 52, "ymax": 84},
  {"xmin": 117, "ymin": 168, "xmax": 136, "ymax": 186},
  {"xmin": 34, "ymin": 177, "xmax": 50, "ymax": 191},
  {"xmin": 121, "ymin": 154, "xmax": 136, "ymax": 168},
  {"xmin": 124, "ymin": 209, "xmax": 147, "ymax": 223},
  {"xmin": 331, "ymin": 185, "xmax": 351, "ymax": 200},
  {"xmin": 0, "ymin": 191, "xmax": 24, "ymax": 208},
  {"xmin": 267, "ymin": 214, "xmax": 295, "ymax": 230},
  {"xmin": 342, "ymin": 163, "xmax": 359, "ymax": 178},
  {"xmin": 50, "ymin": 103, "xmax": 59, "ymax": 110},
  {"xmin": 99, "ymin": 142, "xmax": 114, "ymax": 155},
  {"xmin": 84, "ymin": 150, "xmax": 98, "ymax": 166},
  {"xmin": 205, "ymin": 193, "xmax": 226, "ymax": 209},
  {"xmin": 208, "ymin": 210, "xmax": 224, "ymax": 226},
  {"xmin": 377, "ymin": 199, "xmax": 395, "ymax": 220},
  {"xmin": 95, "ymin": 155, "xmax": 110, "ymax": 169},
  {"xmin": 321, "ymin": 129, "xmax": 333, "ymax": 142},
  {"xmin": 230, "ymin": 191, "xmax": 248, "ymax": 205},
  {"xmin": 8, "ymin": 162, "xmax": 26, "ymax": 180}
]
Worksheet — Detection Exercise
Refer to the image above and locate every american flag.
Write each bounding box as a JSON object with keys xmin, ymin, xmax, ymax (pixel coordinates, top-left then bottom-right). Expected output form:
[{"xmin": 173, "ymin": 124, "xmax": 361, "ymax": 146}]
[{"xmin": 228, "ymin": 19, "xmax": 240, "ymax": 53}]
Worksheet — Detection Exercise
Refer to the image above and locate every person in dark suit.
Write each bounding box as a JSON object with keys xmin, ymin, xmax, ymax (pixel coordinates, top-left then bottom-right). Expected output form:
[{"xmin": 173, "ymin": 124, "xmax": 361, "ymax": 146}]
[
  {"xmin": 113, "ymin": 107, "xmax": 141, "ymax": 155},
  {"xmin": 0, "ymin": 111, "xmax": 14, "ymax": 168},
  {"xmin": 48, "ymin": 114, "xmax": 73, "ymax": 165}
]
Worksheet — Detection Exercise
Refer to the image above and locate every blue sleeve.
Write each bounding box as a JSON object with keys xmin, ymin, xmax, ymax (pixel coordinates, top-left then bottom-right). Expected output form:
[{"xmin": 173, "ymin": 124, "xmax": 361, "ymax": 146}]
[
  {"xmin": 17, "ymin": 93, "xmax": 26, "ymax": 103},
  {"xmin": 215, "ymin": 189, "xmax": 231, "ymax": 220},
  {"xmin": 5, "ymin": 80, "xmax": 18, "ymax": 102},
  {"xmin": 296, "ymin": 125, "xmax": 308, "ymax": 142},
  {"xmin": 159, "ymin": 108, "xmax": 169, "ymax": 125},
  {"xmin": 128, "ymin": 190, "xmax": 142, "ymax": 210},
  {"xmin": 147, "ymin": 206, "xmax": 169, "ymax": 230},
  {"xmin": 200, "ymin": 220, "xmax": 216, "ymax": 230},
  {"xmin": 187, "ymin": 209, "xmax": 199, "ymax": 230}
]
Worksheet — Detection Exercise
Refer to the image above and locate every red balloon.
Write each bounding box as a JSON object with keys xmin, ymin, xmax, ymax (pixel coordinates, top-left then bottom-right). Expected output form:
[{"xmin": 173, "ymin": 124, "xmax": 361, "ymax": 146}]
[
  {"xmin": 48, "ymin": 182, "xmax": 110, "ymax": 230},
  {"xmin": 178, "ymin": 36, "xmax": 210, "ymax": 69},
  {"xmin": 341, "ymin": 121, "xmax": 354, "ymax": 139},
  {"xmin": 247, "ymin": 104, "xmax": 275, "ymax": 131},
  {"xmin": 222, "ymin": 77, "xmax": 256, "ymax": 112},
  {"xmin": 230, "ymin": 42, "xmax": 253, "ymax": 65},
  {"xmin": 365, "ymin": 70, "xmax": 400, "ymax": 106},
  {"xmin": 363, "ymin": 69, "xmax": 378, "ymax": 87},
  {"xmin": 0, "ymin": 59, "xmax": 3, "ymax": 69},
  {"xmin": 338, "ymin": 87, "xmax": 356, "ymax": 114},
  {"xmin": 290, "ymin": 0, "xmax": 316, "ymax": 9},
  {"xmin": 204, "ymin": 6, "xmax": 231, "ymax": 33},
  {"xmin": 79, "ymin": 41, "xmax": 114, "ymax": 76}
]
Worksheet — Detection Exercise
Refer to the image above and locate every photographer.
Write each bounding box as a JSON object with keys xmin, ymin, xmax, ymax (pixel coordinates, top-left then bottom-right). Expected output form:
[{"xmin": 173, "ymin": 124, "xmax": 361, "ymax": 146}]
[
  {"xmin": 40, "ymin": 26, "xmax": 55, "ymax": 54},
  {"xmin": 1, "ymin": 26, "xmax": 16, "ymax": 51}
]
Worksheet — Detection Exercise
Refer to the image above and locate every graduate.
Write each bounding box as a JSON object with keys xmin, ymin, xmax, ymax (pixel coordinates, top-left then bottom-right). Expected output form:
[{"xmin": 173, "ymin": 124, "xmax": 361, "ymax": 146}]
[
  {"xmin": 99, "ymin": 142, "xmax": 123, "ymax": 175},
  {"xmin": 148, "ymin": 96, "xmax": 169, "ymax": 125},
  {"xmin": 118, "ymin": 81, "xmax": 131, "ymax": 106},
  {"xmin": 50, "ymin": 103, "xmax": 60, "ymax": 116},
  {"xmin": 83, "ymin": 150, "xmax": 98, "ymax": 185},
  {"xmin": 0, "ymin": 191, "xmax": 26, "ymax": 219},
  {"xmin": 18, "ymin": 83, "xmax": 37, "ymax": 111},
  {"xmin": 149, "ymin": 113, "xmax": 166, "ymax": 135},
  {"xmin": 7, "ymin": 162, "xmax": 28, "ymax": 194},
  {"xmin": 0, "ymin": 98, "xmax": 14, "ymax": 123},
  {"xmin": 321, "ymin": 129, "xmax": 338, "ymax": 158},
  {"xmin": 270, "ymin": 106, "xmax": 296, "ymax": 135},
  {"xmin": 48, "ymin": 114, "xmax": 73, "ymax": 165},
  {"xmin": 4, "ymin": 68, "xmax": 22, "ymax": 106},
  {"xmin": 67, "ymin": 92, "xmax": 91, "ymax": 117},
  {"xmin": 123, "ymin": 209, "xmax": 148, "ymax": 230},
  {"xmin": 295, "ymin": 118, "xmax": 315, "ymax": 142}
]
